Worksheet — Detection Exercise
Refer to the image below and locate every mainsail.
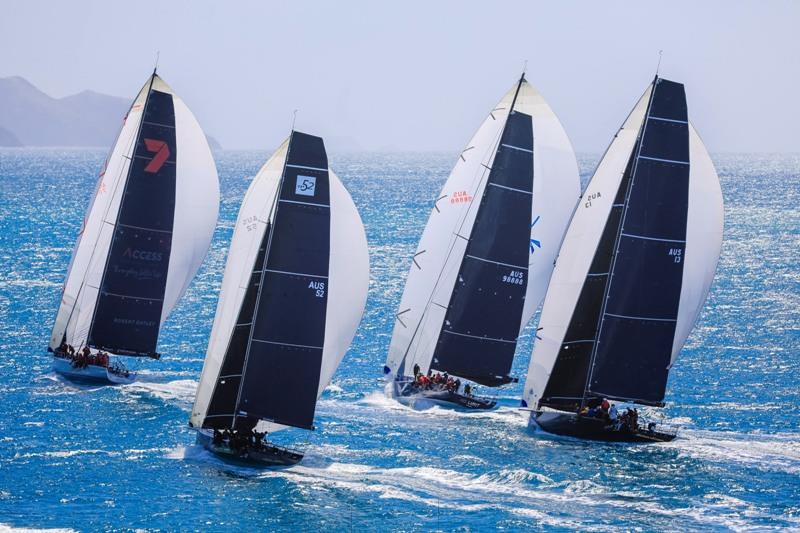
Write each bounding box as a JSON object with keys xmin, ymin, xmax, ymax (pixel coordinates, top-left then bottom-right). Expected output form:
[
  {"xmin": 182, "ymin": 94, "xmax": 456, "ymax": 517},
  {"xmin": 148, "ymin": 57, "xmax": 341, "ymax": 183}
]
[
  {"xmin": 191, "ymin": 131, "xmax": 369, "ymax": 433},
  {"xmin": 48, "ymin": 72, "xmax": 219, "ymax": 358},
  {"xmin": 384, "ymin": 75, "xmax": 580, "ymax": 387},
  {"xmin": 523, "ymin": 76, "xmax": 724, "ymax": 411}
]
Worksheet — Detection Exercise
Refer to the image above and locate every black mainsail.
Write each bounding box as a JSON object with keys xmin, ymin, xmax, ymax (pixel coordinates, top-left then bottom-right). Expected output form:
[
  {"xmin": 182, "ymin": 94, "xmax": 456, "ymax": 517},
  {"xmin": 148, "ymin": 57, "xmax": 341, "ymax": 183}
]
[
  {"xmin": 430, "ymin": 95, "xmax": 534, "ymax": 386},
  {"xmin": 384, "ymin": 74, "xmax": 581, "ymax": 393},
  {"xmin": 525, "ymin": 77, "xmax": 722, "ymax": 412},
  {"xmin": 88, "ymin": 82, "xmax": 178, "ymax": 357},
  {"xmin": 192, "ymin": 129, "xmax": 369, "ymax": 446},
  {"xmin": 48, "ymin": 71, "xmax": 219, "ymax": 363}
]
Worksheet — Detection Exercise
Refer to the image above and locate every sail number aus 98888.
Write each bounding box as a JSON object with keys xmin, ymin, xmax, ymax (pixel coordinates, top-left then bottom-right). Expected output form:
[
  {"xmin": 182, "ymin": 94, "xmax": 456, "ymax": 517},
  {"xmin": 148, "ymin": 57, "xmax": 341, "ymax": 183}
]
[{"xmin": 502, "ymin": 270, "xmax": 525, "ymax": 285}]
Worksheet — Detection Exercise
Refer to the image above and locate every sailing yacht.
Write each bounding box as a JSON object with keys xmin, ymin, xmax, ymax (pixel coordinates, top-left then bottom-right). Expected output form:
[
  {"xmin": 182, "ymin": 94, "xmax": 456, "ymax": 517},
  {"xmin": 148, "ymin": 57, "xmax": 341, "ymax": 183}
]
[
  {"xmin": 383, "ymin": 73, "xmax": 580, "ymax": 410},
  {"xmin": 522, "ymin": 76, "xmax": 724, "ymax": 442},
  {"xmin": 189, "ymin": 131, "xmax": 369, "ymax": 467},
  {"xmin": 48, "ymin": 71, "xmax": 219, "ymax": 384}
]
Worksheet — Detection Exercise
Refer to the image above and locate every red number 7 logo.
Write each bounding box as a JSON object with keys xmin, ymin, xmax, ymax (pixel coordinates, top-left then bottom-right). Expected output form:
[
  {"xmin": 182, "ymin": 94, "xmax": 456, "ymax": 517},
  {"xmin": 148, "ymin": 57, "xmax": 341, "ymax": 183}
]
[{"xmin": 143, "ymin": 139, "xmax": 170, "ymax": 173}]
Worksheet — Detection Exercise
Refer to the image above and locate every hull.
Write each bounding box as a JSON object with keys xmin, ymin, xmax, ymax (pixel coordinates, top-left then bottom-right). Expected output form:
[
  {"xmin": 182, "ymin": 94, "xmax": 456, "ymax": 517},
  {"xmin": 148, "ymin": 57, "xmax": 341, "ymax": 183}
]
[
  {"xmin": 533, "ymin": 410, "xmax": 676, "ymax": 442},
  {"xmin": 392, "ymin": 380, "xmax": 497, "ymax": 411},
  {"xmin": 52, "ymin": 356, "xmax": 136, "ymax": 385},
  {"xmin": 196, "ymin": 430, "xmax": 303, "ymax": 468}
]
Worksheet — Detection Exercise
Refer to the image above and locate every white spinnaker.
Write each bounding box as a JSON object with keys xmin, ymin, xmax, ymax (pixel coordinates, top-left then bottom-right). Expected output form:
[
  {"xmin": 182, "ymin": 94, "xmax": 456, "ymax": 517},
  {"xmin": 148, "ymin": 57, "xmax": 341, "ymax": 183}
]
[
  {"xmin": 161, "ymin": 87, "xmax": 220, "ymax": 322},
  {"xmin": 385, "ymin": 78, "xmax": 579, "ymax": 379},
  {"xmin": 191, "ymin": 141, "xmax": 288, "ymax": 429},
  {"xmin": 669, "ymin": 124, "xmax": 723, "ymax": 364},
  {"xmin": 522, "ymin": 84, "xmax": 654, "ymax": 408},
  {"xmin": 515, "ymin": 81, "xmax": 581, "ymax": 329},
  {"xmin": 317, "ymin": 169, "xmax": 369, "ymax": 398},
  {"xmin": 49, "ymin": 79, "xmax": 149, "ymax": 351}
]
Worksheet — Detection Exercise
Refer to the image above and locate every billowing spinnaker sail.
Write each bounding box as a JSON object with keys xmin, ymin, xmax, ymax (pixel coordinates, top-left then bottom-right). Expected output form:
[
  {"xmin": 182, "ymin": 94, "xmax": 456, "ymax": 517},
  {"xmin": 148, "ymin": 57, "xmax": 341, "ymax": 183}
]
[
  {"xmin": 49, "ymin": 74, "xmax": 219, "ymax": 356},
  {"xmin": 670, "ymin": 125, "xmax": 723, "ymax": 362},
  {"xmin": 192, "ymin": 132, "xmax": 368, "ymax": 433},
  {"xmin": 385, "ymin": 77, "xmax": 579, "ymax": 385},
  {"xmin": 524, "ymin": 77, "xmax": 723, "ymax": 410}
]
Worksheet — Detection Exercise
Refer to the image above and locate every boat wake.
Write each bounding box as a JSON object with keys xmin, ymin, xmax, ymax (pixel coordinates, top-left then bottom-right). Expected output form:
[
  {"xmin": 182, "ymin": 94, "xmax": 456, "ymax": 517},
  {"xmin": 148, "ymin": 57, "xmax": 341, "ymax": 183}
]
[
  {"xmin": 666, "ymin": 428, "xmax": 800, "ymax": 475},
  {"xmin": 120, "ymin": 379, "xmax": 198, "ymax": 410}
]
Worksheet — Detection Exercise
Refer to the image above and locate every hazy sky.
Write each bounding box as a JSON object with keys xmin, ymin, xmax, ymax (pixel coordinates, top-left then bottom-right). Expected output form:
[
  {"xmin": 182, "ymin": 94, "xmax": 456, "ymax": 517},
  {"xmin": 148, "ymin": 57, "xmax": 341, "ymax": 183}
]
[{"xmin": 2, "ymin": 1, "xmax": 798, "ymax": 152}]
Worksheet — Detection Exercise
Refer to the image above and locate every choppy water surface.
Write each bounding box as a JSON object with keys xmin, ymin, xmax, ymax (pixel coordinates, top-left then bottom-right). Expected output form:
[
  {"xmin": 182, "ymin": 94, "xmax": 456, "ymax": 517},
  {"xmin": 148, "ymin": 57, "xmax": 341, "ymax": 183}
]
[{"xmin": 0, "ymin": 149, "xmax": 798, "ymax": 531}]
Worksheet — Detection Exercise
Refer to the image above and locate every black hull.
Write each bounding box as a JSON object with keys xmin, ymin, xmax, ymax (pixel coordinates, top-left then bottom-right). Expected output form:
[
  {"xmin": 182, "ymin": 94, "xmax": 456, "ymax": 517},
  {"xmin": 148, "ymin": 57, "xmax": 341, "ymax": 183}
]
[
  {"xmin": 196, "ymin": 431, "xmax": 303, "ymax": 468},
  {"xmin": 534, "ymin": 411, "xmax": 676, "ymax": 443},
  {"xmin": 396, "ymin": 382, "xmax": 496, "ymax": 411}
]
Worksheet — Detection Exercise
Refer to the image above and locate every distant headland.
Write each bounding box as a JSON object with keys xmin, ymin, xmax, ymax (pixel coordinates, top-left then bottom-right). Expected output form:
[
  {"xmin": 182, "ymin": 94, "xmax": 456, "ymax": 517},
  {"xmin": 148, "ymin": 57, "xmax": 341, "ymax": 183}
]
[{"xmin": 0, "ymin": 76, "xmax": 221, "ymax": 149}]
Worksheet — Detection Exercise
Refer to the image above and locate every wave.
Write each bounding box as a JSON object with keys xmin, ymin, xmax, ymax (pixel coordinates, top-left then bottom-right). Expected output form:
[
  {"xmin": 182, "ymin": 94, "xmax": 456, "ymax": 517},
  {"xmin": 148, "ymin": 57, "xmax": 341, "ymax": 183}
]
[
  {"xmin": 120, "ymin": 379, "xmax": 198, "ymax": 410},
  {"xmin": 667, "ymin": 428, "xmax": 800, "ymax": 475}
]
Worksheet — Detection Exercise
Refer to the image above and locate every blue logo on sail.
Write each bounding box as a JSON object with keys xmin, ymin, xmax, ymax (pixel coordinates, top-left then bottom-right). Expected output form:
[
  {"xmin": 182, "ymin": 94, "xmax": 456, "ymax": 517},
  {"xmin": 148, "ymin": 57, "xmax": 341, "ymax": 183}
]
[{"xmin": 530, "ymin": 215, "xmax": 541, "ymax": 253}]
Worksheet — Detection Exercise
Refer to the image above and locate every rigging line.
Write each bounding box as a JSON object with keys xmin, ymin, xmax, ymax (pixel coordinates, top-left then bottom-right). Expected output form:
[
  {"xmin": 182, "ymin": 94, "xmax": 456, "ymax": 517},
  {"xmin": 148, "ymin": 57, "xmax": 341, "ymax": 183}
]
[
  {"xmin": 582, "ymin": 76, "xmax": 659, "ymax": 407},
  {"xmin": 655, "ymin": 50, "xmax": 663, "ymax": 77},
  {"xmin": 86, "ymin": 72, "xmax": 159, "ymax": 352}
]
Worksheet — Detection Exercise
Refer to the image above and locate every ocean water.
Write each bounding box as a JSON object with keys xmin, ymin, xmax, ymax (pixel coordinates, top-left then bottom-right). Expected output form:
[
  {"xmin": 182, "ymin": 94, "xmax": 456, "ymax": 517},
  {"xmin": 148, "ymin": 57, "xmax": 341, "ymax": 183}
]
[{"xmin": 0, "ymin": 148, "xmax": 798, "ymax": 531}]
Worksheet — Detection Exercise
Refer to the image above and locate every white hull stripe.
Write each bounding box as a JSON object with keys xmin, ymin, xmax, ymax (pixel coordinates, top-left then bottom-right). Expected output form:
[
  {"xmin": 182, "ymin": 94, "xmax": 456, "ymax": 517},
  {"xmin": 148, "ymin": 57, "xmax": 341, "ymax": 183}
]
[
  {"xmin": 279, "ymin": 198, "xmax": 330, "ymax": 208},
  {"xmin": 442, "ymin": 329, "xmax": 516, "ymax": 344},
  {"xmin": 638, "ymin": 155, "xmax": 689, "ymax": 166},
  {"xmin": 501, "ymin": 143, "xmax": 533, "ymax": 154},
  {"xmin": 263, "ymin": 268, "xmax": 328, "ymax": 279},
  {"xmin": 466, "ymin": 254, "xmax": 528, "ymax": 270},
  {"xmin": 621, "ymin": 232, "xmax": 686, "ymax": 244},
  {"xmin": 285, "ymin": 163, "xmax": 327, "ymax": 173},
  {"xmin": 251, "ymin": 338, "xmax": 324, "ymax": 350},
  {"xmin": 648, "ymin": 116, "xmax": 688, "ymax": 124},
  {"xmin": 489, "ymin": 182, "xmax": 533, "ymax": 195},
  {"xmin": 604, "ymin": 312, "xmax": 677, "ymax": 322}
]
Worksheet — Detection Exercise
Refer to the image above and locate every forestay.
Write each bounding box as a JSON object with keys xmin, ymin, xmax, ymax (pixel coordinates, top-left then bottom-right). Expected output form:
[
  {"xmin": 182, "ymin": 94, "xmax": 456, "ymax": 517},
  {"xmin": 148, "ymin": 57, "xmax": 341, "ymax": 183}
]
[
  {"xmin": 48, "ymin": 73, "xmax": 219, "ymax": 358},
  {"xmin": 523, "ymin": 77, "xmax": 723, "ymax": 411},
  {"xmin": 191, "ymin": 131, "xmax": 368, "ymax": 434},
  {"xmin": 384, "ymin": 76, "xmax": 579, "ymax": 387}
]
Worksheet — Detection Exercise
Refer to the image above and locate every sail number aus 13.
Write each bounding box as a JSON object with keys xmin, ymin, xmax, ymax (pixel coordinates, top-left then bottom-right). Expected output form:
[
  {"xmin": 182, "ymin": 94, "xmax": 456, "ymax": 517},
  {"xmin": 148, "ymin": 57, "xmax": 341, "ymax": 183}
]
[
  {"xmin": 668, "ymin": 248, "xmax": 683, "ymax": 263},
  {"xmin": 503, "ymin": 270, "xmax": 524, "ymax": 285}
]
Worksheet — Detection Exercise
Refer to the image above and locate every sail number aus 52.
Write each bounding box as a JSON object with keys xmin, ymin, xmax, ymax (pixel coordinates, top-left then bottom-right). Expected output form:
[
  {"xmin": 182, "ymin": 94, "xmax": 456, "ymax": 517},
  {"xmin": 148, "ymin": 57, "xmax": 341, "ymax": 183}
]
[
  {"xmin": 668, "ymin": 248, "xmax": 683, "ymax": 263},
  {"xmin": 309, "ymin": 280, "xmax": 325, "ymax": 298},
  {"xmin": 502, "ymin": 270, "xmax": 525, "ymax": 285}
]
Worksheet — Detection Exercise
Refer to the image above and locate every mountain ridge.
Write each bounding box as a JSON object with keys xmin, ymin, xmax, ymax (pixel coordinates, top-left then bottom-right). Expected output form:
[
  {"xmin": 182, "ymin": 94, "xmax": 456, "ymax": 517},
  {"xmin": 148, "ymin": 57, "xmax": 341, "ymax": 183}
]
[{"xmin": 0, "ymin": 76, "xmax": 221, "ymax": 149}]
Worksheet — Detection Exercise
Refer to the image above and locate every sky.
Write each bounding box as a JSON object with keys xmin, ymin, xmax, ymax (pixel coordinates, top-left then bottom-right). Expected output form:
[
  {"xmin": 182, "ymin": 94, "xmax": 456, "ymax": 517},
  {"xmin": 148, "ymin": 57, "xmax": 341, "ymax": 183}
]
[{"xmin": 1, "ymin": 1, "xmax": 798, "ymax": 152}]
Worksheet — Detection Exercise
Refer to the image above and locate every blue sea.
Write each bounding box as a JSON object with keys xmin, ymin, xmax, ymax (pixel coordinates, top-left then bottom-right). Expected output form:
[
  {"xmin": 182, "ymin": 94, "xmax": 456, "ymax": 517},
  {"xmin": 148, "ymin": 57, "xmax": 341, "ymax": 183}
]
[{"xmin": 0, "ymin": 149, "xmax": 798, "ymax": 531}]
